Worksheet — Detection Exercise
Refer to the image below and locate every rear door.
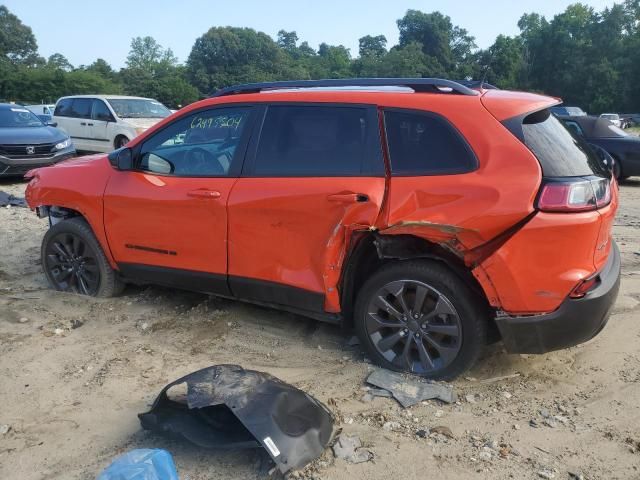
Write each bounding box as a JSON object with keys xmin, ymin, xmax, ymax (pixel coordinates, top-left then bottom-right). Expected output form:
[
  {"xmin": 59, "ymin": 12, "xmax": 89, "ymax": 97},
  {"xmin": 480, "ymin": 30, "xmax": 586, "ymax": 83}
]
[
  {"xmin": 227, "ymin": 103, "xmax": 386, "ymax": 313},
  {"xmin": 54, "ymin": 98, "xmax": 93, "ymax": 151},
  {"xmin": 104, "ymin": 105, "xmax": 256, "ymax": 293}
]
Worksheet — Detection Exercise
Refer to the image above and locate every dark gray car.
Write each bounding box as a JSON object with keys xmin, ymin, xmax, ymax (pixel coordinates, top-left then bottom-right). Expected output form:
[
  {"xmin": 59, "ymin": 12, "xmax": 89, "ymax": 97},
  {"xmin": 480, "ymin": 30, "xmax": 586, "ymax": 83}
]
[
  {"xmin": 0, "ymin": 103, "xmax": 76, "ymax": 177},
  {"xmin": 559, "ymin": 114, "xmax": 640, "ymax": 180}
]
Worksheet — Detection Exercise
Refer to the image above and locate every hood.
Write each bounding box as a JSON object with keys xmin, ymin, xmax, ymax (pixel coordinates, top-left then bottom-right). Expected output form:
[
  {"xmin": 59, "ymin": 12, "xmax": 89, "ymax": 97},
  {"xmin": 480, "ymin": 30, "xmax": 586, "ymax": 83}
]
[
  {"xmin": 0, "ymin": 126, "xmax": 67, "ymax": 145},
  {"xmin": 25, "ymin": 153, "xmax": 106, "ymax": 180},
  {"xmin": 122, "ymin": 117, "xmax": 165, "ymax": 131}
]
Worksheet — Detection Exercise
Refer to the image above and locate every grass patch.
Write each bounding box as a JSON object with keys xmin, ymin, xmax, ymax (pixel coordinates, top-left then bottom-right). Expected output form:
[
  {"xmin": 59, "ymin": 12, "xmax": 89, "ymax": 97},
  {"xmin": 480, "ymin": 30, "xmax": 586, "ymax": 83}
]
[{"xmin": 627, "ymin": 126, "xmax": 640, "ymax": 136}]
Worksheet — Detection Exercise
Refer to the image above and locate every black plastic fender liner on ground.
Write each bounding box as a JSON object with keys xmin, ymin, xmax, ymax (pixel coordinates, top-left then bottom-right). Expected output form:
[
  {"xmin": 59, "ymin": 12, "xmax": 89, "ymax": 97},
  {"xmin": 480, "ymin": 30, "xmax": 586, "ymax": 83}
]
[{"xmin": 138, "ymin": 365, "xmax": 334, "ymax": 474}]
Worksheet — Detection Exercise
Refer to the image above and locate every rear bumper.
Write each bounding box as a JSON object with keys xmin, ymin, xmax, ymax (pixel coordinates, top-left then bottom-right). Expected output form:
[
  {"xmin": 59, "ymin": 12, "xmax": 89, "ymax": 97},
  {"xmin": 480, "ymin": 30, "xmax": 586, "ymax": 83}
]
[
  {"xmin": 495, "ymin": 241, "xmax": 621, "ymax": 354},
  {"xmin": 0, "ymin": 149, "xmax": 75, "ymax": 176}
]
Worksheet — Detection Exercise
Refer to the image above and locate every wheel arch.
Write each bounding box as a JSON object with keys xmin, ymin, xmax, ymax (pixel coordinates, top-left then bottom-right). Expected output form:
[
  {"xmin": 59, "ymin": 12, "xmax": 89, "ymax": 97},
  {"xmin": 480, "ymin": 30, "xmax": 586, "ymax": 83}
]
[
  {"xmin": 114, "ymin": 134, "xmax": 130, "ymax": 149},
  {"xmin": 38, "ymin": 204, "xmax": 118, "ymax": 270},
  {"xmin": 340, "ymin": 232, "xmax": 496, "ymax": 335}
]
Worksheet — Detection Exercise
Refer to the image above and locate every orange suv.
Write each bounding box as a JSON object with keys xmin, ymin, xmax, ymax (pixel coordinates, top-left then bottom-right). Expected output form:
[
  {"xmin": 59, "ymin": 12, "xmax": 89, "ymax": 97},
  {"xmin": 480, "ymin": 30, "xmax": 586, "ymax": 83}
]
[{"xmin": 25, "ymin": 79, "xmax": 620, "ymax": 379}]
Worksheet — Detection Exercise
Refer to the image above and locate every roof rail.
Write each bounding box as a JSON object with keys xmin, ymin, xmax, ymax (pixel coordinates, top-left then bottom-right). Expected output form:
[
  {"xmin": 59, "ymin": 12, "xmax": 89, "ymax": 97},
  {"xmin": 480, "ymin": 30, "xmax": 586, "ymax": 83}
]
[
  {"xmin": 456, "ymin": 80, "xmax": 499, "ymax": 90},
  {"xmin": 210, "ymin": 78, "xmax": 480, "ymax": 98}
]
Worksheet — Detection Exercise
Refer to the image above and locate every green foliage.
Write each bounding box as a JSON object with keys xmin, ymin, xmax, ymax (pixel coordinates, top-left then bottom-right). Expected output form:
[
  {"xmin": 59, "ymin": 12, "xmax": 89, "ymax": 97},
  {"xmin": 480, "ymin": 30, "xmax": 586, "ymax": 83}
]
[
  {"xmin": 359, "ymin": 35, "xmax": 387, "ymax": 58},
  {"xmin": 121, "ymin": 37, "xmax": 197, "ymax": 108},
  {"xmin": 2, "ymin": 3, "xmax": 640, "ymax": 112},
  {"xmin": 187, "ymin": 27, "xmax": 287, "ymax": 93},
  {"xmin": 0, "ymin": 5, "xmax": 38, "ymax": 64}
]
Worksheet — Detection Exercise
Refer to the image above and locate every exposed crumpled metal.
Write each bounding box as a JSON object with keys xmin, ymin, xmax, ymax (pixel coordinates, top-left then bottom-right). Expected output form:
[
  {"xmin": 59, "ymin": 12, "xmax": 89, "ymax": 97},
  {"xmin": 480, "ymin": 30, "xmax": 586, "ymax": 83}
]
[{"xmin": 139, "ymin": 365, "xmax": 334, "ymax": 473}]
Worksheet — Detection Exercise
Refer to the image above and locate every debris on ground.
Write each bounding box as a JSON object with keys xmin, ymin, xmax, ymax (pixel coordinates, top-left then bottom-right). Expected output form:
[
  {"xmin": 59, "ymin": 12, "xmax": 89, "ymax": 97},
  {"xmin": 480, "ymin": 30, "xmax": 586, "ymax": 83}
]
[
  {"xmin": 139, "ymin": 365, "xmax": 334, "ymax": 474},
  {"xmin": 366, "ymin": 369, "xmax": 456, "ymax": 407},
  {"xmin": 0, "ymin": 424, "xmax": 10, "ymax": 435},
  {"xmin": 97, "ymin": 449, "xmax": 179, "ymax": 480},
  {"xmin": 331, "ymin": 434, "xmax": 373, "ymax": 464},
  {"xmin": 430, "ymin": 425, "xmax": 454, "ymax": 439},
  {"xmin": 537, "ymin": 467, "xmax": 557, "ymax": 479},
  {"xmin": 478, "ymin": 373, "xmax": 521, "ymax": 384},
  {"xmin": 0, "ymin": 191, "xmax": 27, "ymax": 208}
]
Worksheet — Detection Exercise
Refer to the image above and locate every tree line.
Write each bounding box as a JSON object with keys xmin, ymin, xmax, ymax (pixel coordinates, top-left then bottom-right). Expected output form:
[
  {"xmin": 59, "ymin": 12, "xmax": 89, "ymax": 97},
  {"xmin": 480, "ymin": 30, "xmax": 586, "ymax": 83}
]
[{"xmin": 1, "ymin": 2, "xmax": 639, "ymax": 112}]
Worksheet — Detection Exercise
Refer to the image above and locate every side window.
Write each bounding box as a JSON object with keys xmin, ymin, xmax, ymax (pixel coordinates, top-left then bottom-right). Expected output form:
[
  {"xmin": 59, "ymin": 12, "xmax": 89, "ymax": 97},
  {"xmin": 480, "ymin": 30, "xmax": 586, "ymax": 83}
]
[
  {"xmin": 54, "ymin": 99, "xmax": 72, "ymax": 117},
  {"xmin": 70, "ymin": 99, "xmax": 93, "ymax": 119},
  {"xmin": 139, "ymin": 107, "xmax": 252, "ymax": 177},
  {"xmin": 384, "ymin": 109, "xmax": 478, "ymax": 175},
  {"xmin": 92, "ymin": 100, "xmax": 113, "ymax": 121},
  {"xmin": 252, "ymin": 105, "xmax": 382, "ymax": 176}
]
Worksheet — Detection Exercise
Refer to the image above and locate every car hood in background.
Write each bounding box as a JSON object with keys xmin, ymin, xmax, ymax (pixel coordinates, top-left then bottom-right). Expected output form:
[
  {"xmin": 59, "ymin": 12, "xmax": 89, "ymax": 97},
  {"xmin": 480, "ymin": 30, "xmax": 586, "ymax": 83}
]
[
  {"xmin": 121, "ymin": 117, "xmax": 166, "ymax": 131},
  {"xmin": 590, "ymin": 135, "xmax": 640, "ymax": 146},
  {"xmin": 0, "ymin": 126, "xmax": 67, "ymax": 145}
]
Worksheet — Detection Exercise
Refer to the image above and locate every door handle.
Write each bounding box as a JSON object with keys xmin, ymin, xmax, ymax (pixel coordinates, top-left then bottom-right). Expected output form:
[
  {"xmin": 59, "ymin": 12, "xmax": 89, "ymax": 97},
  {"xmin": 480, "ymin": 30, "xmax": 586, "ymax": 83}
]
[
  {"xmin": 87, "ymin": 122, "xmax": 94, "ymax": 126},
  {"xmin": 327, "ymin": 193, "xmax": 369, "ymax": 203},
  {"xmin": 80, "ymin": 122, "xmax": 87, "ymax": 126},
  {"xmin": 187, "ymin": 189, "xmax": 221, "ymax": 199}
]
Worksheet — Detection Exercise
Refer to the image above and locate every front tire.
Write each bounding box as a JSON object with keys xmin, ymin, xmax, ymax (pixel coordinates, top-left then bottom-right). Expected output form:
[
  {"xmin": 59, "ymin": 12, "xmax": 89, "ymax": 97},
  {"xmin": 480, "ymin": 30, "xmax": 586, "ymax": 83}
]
[
  {"xmin": 354, "ymin": 260, "xmax": 487, "ymax": 380},
  {"xmin": 41, "ymin": 217, "xmax": 123, "ymax": 297}
]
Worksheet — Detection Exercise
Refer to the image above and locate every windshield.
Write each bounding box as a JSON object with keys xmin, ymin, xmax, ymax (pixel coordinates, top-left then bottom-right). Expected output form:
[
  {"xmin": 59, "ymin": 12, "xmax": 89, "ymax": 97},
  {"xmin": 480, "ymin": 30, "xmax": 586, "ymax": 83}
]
[
  {"xmin": 107, "ymin": 99, "xmax": 171, "ymax": 119},
  {"xmin": 0, "ymin": 107, "xmax": 44, "ymax": 128}
]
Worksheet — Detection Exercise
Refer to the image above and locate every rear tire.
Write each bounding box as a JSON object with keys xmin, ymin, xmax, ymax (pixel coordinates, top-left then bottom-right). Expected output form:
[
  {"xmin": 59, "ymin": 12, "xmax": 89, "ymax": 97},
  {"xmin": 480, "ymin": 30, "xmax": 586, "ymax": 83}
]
[
  {"xmin": 612, "ymin": 156, "xmax": 626, "ymax": 181},
  {"xmin": 354, "ymin": 260, "xmax": 486, "ymax": 380},
  {"xmin": 41, "ymin": 217, "xmax": 123, "ymax": 297}
]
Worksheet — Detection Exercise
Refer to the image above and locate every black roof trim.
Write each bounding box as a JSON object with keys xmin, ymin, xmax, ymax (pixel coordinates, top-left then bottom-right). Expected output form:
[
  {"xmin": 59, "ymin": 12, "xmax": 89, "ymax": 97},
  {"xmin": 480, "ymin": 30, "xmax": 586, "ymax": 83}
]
[
  {"xmin": 210, "ymin": 78, "xmax": 480, "ymax": 98},
  {"xmin": 456, "ymin": 80, "xmax": 499, "ymax": 90}
]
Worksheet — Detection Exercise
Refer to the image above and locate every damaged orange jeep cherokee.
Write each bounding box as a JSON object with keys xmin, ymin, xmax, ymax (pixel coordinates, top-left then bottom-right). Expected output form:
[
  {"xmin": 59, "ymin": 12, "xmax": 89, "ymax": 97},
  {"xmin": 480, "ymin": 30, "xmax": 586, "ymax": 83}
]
[{"xmin": 25, "ymin": 79, "xmax": 620, "ymax": 379}]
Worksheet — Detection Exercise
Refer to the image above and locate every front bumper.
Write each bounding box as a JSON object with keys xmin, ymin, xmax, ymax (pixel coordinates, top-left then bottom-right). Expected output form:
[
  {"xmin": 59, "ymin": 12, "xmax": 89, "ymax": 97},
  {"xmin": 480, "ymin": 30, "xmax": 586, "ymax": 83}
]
[
  {"xmin": 0, "ymin": 149, "xmax": 76, "ymax": 176},
  {"xmin": 495, "ymin": 241, "xmax": 621, "ymax": 354}
]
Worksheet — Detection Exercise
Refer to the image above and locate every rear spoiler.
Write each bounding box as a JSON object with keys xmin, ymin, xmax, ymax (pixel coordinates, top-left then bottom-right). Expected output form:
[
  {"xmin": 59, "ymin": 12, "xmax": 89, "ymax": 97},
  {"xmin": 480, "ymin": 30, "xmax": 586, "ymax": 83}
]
[{"xmin": 480, "ymin": 90, "xmax": 561, "ymax": 122}]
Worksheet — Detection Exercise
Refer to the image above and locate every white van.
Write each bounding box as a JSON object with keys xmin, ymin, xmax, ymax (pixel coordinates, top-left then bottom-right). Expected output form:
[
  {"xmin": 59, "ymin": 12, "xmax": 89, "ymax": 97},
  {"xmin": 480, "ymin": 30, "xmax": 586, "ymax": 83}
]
[{"xmin": 53, "ymin": 95, "xmax": 172, "ymax": 152}]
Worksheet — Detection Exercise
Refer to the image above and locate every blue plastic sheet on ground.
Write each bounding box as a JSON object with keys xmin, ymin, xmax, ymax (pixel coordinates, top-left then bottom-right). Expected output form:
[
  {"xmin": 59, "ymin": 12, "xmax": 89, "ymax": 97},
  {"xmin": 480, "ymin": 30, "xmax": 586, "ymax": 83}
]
[{"xmin": 97, "ymin": 449, "xmax": 179, "ymax": 480}]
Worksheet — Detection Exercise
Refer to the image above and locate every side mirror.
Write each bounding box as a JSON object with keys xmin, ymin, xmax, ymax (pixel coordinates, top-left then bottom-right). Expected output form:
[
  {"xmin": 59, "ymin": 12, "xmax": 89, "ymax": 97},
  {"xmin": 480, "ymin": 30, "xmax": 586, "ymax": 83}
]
[
  {"xmin": 47, "ymin": 121, "xmax": 58, "ymax": 127},
  {"xmin": 108, "ymin": 147, "xmax": 133, "ymax": 171}
]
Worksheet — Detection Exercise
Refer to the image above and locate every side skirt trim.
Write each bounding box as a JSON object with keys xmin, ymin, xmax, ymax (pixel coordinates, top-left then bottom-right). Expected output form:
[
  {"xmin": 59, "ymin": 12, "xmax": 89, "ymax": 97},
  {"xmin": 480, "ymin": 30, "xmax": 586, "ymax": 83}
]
[{"xmin": 116, "ymin": 263, "xmax": 340, "ymax": 324}]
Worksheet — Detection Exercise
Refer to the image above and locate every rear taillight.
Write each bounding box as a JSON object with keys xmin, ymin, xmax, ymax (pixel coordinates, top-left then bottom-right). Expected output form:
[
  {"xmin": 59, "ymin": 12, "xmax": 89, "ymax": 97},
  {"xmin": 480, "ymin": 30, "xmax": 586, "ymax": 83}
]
[
  {"xmin": 569, "ymin": 274, "xmax": 600, "ymax": 298},
  {"xmin": 537, "ymin": 177, "xmax": 611, "ymax": 213}
]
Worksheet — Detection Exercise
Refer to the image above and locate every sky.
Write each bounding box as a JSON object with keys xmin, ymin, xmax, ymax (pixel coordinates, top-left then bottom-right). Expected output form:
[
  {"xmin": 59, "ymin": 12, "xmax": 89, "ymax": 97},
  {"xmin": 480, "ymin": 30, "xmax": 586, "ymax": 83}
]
[{"xmin": 6, "ymin": 0, "xmax": 617, "ymax": 69}]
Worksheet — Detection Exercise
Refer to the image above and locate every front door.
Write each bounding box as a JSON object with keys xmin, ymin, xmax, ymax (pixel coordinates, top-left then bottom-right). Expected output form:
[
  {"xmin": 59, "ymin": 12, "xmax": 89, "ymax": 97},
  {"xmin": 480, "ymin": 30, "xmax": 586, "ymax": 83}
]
[
  {"xmin": 88, "ymin": 99, "xmax": 114, "ymax": 151},
  {"xmin": 227, "ymin": 104, "xmax": 386, "ymax": 313},
  {"xmin": 103, "ymin": 105, "xmax": 256, "ymax": 294}
]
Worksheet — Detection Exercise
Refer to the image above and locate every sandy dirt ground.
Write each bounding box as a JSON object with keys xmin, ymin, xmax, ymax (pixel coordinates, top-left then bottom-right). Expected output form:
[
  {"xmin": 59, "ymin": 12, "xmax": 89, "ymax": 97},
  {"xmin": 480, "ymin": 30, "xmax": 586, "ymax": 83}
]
[{"xmin": 1, "ymin": 177, "xmax": 639, "ymax": 480}]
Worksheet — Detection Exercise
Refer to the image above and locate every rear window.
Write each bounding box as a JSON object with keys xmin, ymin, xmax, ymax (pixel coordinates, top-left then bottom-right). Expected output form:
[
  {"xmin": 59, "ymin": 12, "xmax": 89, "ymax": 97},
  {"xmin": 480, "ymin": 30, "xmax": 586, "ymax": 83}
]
[
  {"xmin": 384, "ymin": 109, "xmax": 477, "ymax": 175},
  {"xmin": 520, "ymin": 109, "xmax": 609, "ymax": 177}
]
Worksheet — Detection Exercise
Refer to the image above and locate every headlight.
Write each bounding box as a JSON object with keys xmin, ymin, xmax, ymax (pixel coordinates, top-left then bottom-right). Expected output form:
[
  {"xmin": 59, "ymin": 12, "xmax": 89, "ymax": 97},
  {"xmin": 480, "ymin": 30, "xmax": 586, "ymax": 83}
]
[{"xmin": 55, "ymin": 138, "xmax": 72, "ymax": 150}]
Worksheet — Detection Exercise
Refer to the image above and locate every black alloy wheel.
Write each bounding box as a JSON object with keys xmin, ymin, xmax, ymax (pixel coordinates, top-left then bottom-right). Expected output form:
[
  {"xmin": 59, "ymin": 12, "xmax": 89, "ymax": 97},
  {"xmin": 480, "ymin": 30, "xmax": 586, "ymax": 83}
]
[
  {"xmin": 354, "ymin": 260, "xmax": 487, "ymax": 380},
  {"xmin": 44, "ymin": 231, "xmax": 100, "ymax": 295},
  {"xmin": 364, "ymin": 279, "xmax": 462, "ymax": 375},
  {"xmin": 41, "ymin": 217, "xmax": 123, "ymax": 297}
]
